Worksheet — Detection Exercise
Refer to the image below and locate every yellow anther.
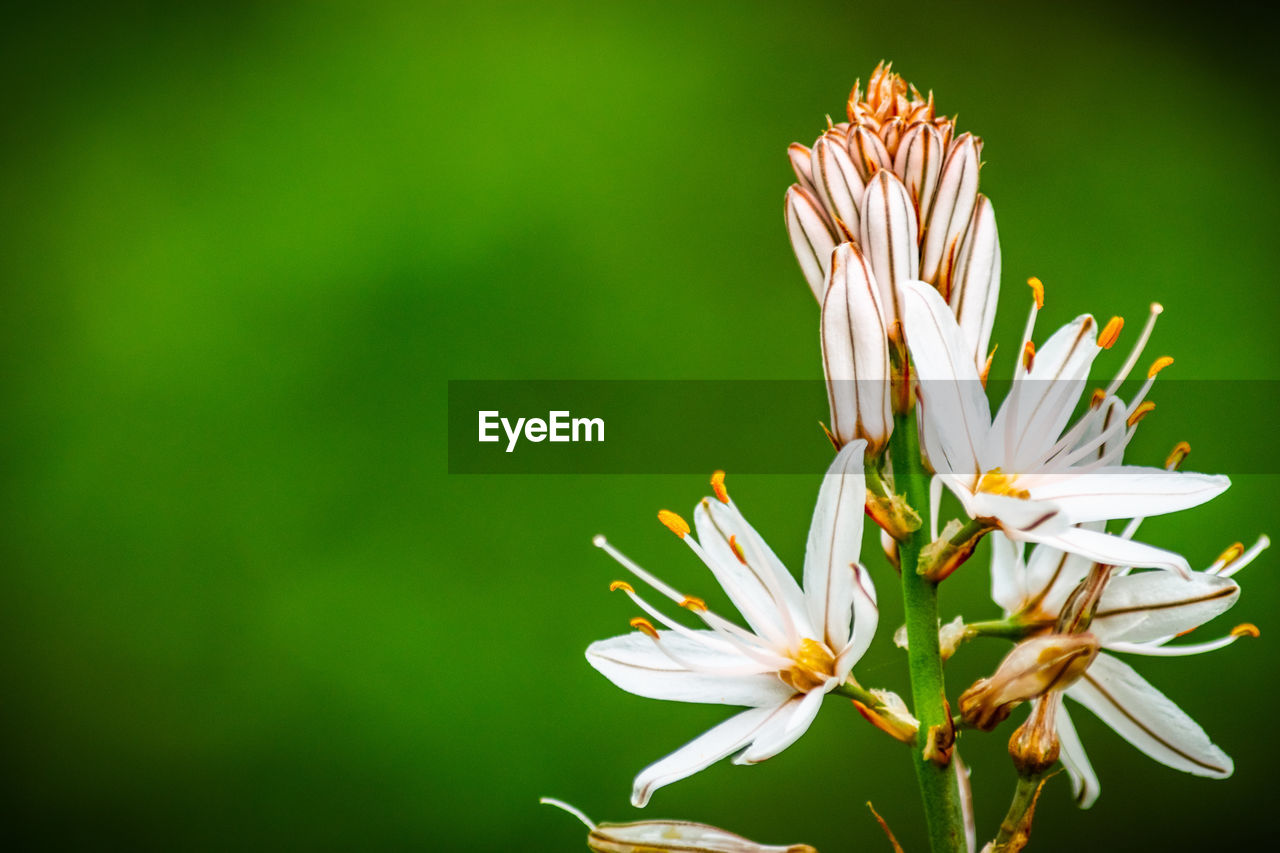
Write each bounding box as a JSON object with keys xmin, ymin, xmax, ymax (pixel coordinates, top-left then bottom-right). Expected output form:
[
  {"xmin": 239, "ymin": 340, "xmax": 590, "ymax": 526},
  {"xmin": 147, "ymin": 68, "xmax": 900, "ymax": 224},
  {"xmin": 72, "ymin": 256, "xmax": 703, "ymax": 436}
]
[
  {"xmin": 1126, "ymin": 401, "xmax": 1156, "ymax": 427},
  {"xmin": 977, "ymin": 468, "xmax": 1031, "ymax": 499},
  {"xmin": 1027, "ymin": 277, "xmax": 1044, "ymax": 309},
  {"xmin": 1232, "ymin": 623, "xmax": 1261, "ymax": 639},
  {"xmin": 1216, "ymin": 542, "xmax": 1245, "ymax": 566},
  {"xmin": 980, "ymin": 346, "xmax": 997, "ymax": 388},
  {"xmin": 728, "ymin": 534, "xmax": 748, "ymax": 565},
  {"xmin": 680, "ymin": 596, "xmax": 707, "ymax": 612},
  {"xmin": 629, "ymin": 617, "xmax": 659, "ymax": 640},
  {"xmin": 710, "ymin": 470, "xmax": 729, "ymax": 504},
  {"xmin": 1089, "ymin": 388, "xmax": 1106, "ymax": 408},
  {"xmin": 1098, "ymin": 316, "xmax": 1124, "ymax": 349},
  {"xmin": 657, "ymin": 509, "xmax": 690, "ymax": 538},
  {"xmin": 1022, "ymin": 341, "xmax": 1036, "ymax": 372},
  {"xmin": 780, "ymin": 638, "xmax": 838, "ymax": 692},
  {"xmin": 609, "ymin": 580, "xmax": 634, "ymax": 594},
  {"xmin": 1165, "ymin": 441, "xmax": 1191, "ymax": 470},
  {"xmin": 1147, "ymin": 356, "xmax": 1174, "ymax": 378}
]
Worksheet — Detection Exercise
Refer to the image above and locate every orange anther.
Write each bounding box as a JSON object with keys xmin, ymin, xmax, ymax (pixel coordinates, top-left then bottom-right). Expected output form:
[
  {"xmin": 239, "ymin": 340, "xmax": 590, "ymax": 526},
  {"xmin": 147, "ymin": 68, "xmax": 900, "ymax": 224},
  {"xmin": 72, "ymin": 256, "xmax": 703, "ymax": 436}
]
[
  {"xmin": 1098, "ymin": 316, "xmax": 1124, "ymax": 349},
  {"xmin": 1165, "ymin": 441, "xmax": 1191, "ymax": 470},
  {"xmin": 629, "ymin": 617, "xmax": 659, "ymax": 640},
  {"xmin": 1147, "ymin": 356, "xmax": 1174, "ymax": 378},
  {"xmin": 711, "ymin": 470, "xmax": 729, "ymax": 504},
  {"xmin": 680, "ymin": 596, "xmax": 707, "ymax": 612},
  {"xmin": 1232, "ymin": 623, "xmax": 1261, "ymax": 639},
  {"xmin": 1126, "ymin": 401, "xmax": 1156, "ymax": 427},
  {"xmin": 1022, "ymin": 341, "xmax": 1036, "ymax": 372},
  {"xmin": 657, "ymin": 510, "xmax": 690, "ymax": 538},
  {"xmin": 1216, "ymin": 542, "xmax": 1245, "ymax": 566},
  {"xmin": 729, "ymin": 534, "xmax": 748, "ymax": 565},
  {"xmin": 1027, "ymin": 277, "xmax": 1044, "ymax": 309},
  {"xmin": 609, "ymin": 580, "xmax": 634, "ymax": 594}
]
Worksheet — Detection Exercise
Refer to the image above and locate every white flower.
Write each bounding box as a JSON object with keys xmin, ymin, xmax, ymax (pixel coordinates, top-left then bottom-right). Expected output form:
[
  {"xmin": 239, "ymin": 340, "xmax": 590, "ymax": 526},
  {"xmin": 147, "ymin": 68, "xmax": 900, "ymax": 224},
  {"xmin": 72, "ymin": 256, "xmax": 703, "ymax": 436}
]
[
  {"xmin": 786, "ymin": 63, "xmax": 1000, "ymax": 372},
  {"xmin": 586, "ymin": 441, "xmax": 878, "ymax": 807},
  {"xmin": 540, "ymin": 798, "xmax": 817, "ymax": 853},
  {"xmin": 902, "ymin": 278, "xmax": 1229, "ymax": 573},
  {"xmin": 989, "ymin": 532, "xmax": 1268, "ymax": 807}
]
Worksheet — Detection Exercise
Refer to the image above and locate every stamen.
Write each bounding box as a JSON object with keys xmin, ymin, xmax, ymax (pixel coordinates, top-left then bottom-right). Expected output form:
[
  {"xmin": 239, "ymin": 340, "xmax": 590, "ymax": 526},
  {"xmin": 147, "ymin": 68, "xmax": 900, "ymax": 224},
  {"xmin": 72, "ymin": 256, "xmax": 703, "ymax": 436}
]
[
  {"xmin": 1165, "ymin": 441, "xmax": 1191, "ymax": 470},
  {"xmin": 711, "ymin": 470, "xmax": 729, "ymax": 504},
  {"xmin": 1106, "ymin": 302, "xmax": 1163, "ymax": 395},
  {"xmin": 1098, "ymin": 316, "xmax": 1124, "ymax": 349},
  {"xmin": 1027, "ymin": 276, "xmax": 1045, "ymax": 309},
  {"xmin": 1022, "ymin": 341, "xmax": 1036, "ymax": 372},
  {"xmin": 630, "ymin": 617, "xmax": 659, "ymax": 640},
  {"xmin": 609, "ymin": 580, "xmax": 634, "ymax": 594},
  {"xmin": 1214, "ymin": 542, "xmax": 1245, "ymax": 568},
  {"xmin": 657, "ymin": 509, "xmax": 690, "ymax": 538},
  {"xmin": 980, "ymin": 346, "xmax": 997, "ymax": 388},
  {"xmin": 728, "ymin": 534, "xmax": 748, "ymax": 565},
  {"xmin": 680, "ymin": 595, "xmax": 707, "ymax": 612},
  {"xmin": 1232, "ymin": 623, "xmax": 1261, "ymax": 639},
  {"xmin": 1126, "ymin": 401, "xmax": 1156, "ymax": 427},
  {"xmin": 1219, "ymin": 535, "xmax": 1272, "ymax": 577},
  {"xmin": 1089, "ymin": 388, "xmax": 1106, "ymax": 408},
  {"xmin": 1147, "ymin": 356, "xmax": 1174, "ymax": 378}
]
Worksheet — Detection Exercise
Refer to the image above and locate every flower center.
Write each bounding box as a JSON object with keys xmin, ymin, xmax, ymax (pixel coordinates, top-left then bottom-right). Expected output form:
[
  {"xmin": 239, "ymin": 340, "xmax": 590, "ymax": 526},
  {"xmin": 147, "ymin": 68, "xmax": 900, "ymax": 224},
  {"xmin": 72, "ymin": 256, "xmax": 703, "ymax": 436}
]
[
  {"xmin": 977, "ymin": 467, "xmax": 1030, "ymax": 499},
  {"xmin": 780, "ymin": 638, "xmax": 836, "ymax": 692}
]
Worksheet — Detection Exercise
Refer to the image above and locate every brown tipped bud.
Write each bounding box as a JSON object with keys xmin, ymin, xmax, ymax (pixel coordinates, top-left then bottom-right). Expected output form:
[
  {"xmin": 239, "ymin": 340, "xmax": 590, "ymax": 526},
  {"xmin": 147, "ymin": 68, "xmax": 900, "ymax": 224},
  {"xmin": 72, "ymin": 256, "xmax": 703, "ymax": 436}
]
[
  {"xmin": 959, "ymin": 634, "xmax": 1099, "ymax": 731},
  {"xmin": 1009, "ymin": 697, "xmax": 1062, "ymax": 776}
]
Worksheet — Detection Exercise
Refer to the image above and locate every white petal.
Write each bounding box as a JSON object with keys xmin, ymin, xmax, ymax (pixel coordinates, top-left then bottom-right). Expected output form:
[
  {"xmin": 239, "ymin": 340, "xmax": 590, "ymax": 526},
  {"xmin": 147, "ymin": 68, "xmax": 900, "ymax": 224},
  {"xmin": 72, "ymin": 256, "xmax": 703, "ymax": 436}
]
[
  {"xmin": 1067, "ymin": 653, "xmax": 1232, "ymax": 778},
  {"xmin": 989, "ymin": 531, "xmax": 1026, "ymax": 614},
  {"xmin": 785, "ymin": 185, "xmax": 838, "ymax": 302},
  {"xmin": 1055, "ymin": 703, "xmax": 1100, "ymax": 809},
  {"xmin": 920, "ymin": 133, "xmax": 979, "ymax": 288},
  {"xmin": 847, "ymin": 125, "xmax": 893, "ymax": 183},
  {"xmin": 837, "ymin": 563, "xmax": 878, "ymax": 675},
  {"xmin": 859, "ymin": 170, "xmax": 919, "ymax": 327},
  {"xmin": 1026, "ymin": 468, "xmax": 1230, "ymax": 526},
  {"xmin": 1026, "ymin": 524, "xmax": 1191, "ymax": 574},
  {"xmin": 1023, "ymin": 537, "xmax": 1096, "ymax": 616},
  {"xmin": 967, "ymin": 491, "xmax": 1066, "ymax": 538},
  {"xmin": 821, "ymin": 245, "xmax": 892, "ymax": 451},
  {"xmin": 592, "ymin": 819, "xmax": 806, "ymax": 853},
  {"xmin": 892, "ymin": 122, "xmax": 944, "ymax": 222},
  {"xmin": 811, "ymin": 135, "xmax": 863, "ymax": 240},
  {"xmin": 694, "ymin": 499, "xmax": 813, "ymax": 640},
  {"xmin": 902, "ymin": 280, "xmax": 992, "ymax": 480},
  {"xmin": 990, "ymin": 314, "xmax": 1099, "ymax": 472},
  {"xmin": 803, "ymin": 438, "xmax": 869, "ymax": 653},
  {"xmin": 631, "ymin": 704, "xmax": 787, "ymax": 807},
  {"xmin": 586, "ymin": 633, "xmax": 793, "ymax": 707},
  {"xmin": 948, "ymin": 195, "xmax": 1000, "ymax": 371},
  {"xmin": 734, "ymin": 692, "xmax": 824, "ymax": 764},
  {"xmin": 1092, "ymin": 572, "xmax": 1239, "ymax": 644}
]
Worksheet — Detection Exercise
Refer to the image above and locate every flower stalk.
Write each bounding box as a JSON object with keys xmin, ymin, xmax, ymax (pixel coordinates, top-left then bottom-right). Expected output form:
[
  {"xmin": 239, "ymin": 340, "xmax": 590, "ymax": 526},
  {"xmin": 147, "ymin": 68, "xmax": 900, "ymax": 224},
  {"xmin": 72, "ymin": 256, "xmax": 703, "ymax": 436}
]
[{"xmin": 890, "ymin": 409, "xmax": 966, "ymax": 853}]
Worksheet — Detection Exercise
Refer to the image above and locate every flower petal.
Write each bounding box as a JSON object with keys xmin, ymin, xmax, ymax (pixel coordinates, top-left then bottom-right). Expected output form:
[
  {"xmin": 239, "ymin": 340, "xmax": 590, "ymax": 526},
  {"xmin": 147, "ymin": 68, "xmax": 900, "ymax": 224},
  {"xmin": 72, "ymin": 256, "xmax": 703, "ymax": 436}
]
[
  {"xmin": 788, "ymin": 142, "xmax": 817, "ymax": 195},
  {"xmin": 821, "ymin": 245, "xmax": 892, "ymax": 452},
  {"xmin": 902, "ymin": 280, "xmax": 992, "ymax": 480},
  {"xmin": 1055, "ymin": 703, "xmax": 1100, "ymax": 809},
  {"xmin": 734, "ymin": 692, "xmax": 824, "ymax": 764},
  {"xmin": 859, "ymin": 170, "xmax": 919, "ymax": 327},
  {"xmin": 1067, "ymin": 652, "xmax": 1232, "ymax": 778},
  {"xmin": 1026, "ymin": 468, "xmax": 1230, "ymax": 526},
  {"xmin": 1023, "ymin": 537, "xmax": 1096, "ymax": 616},
  {"xmin": 803, "ymin": 437, "xmax": 870, "ymax": 653},
  {"xmin": 1024, "ymin": 524, "xmax": 1191, "ymax": 574},
  {"xmin": 694, "ymin": 499, "xmax": 812, "ymax": 641},
  {"xmin": 630, "ymin": 703, "xmax": 789, "ymax": 807},
  {"xmin": 989, "ymin": 531, "xmax": 1026, "ymax": 615},
  {"xmin": 892, "ymin": 122, "xmax": 944, "ymax": 222},
  {"xmin": 785, "ymin": 184, "xmax": 838, "ymax": 302},
  {"xmin": 587, "ymin": 632, "xmax": 792, "ymax": 707},
  {"xmin": 1092, "ymin": 572, "xmax": 1240, "ymax": 645}
]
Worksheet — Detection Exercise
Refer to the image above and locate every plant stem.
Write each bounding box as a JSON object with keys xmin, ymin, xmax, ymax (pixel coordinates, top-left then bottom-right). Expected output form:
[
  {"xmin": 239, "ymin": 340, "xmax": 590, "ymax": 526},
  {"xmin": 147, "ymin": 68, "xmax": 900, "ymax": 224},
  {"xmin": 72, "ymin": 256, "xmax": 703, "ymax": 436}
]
[
  {"xmin": 991, "ymin": 773, "xmax": 1047, "ymax": 851},
  {"xmin": 890, "ymin": 411, "xmax": 966, "ymax": 853}
]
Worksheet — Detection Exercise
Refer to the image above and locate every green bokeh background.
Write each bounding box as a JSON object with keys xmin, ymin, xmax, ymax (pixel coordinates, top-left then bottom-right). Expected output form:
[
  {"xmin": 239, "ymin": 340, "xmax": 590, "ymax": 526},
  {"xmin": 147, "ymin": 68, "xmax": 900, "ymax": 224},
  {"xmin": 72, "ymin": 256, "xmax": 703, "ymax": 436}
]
[{"xmin": 4, "ymin": 1, "xmax": 1278, "ymax": 849}]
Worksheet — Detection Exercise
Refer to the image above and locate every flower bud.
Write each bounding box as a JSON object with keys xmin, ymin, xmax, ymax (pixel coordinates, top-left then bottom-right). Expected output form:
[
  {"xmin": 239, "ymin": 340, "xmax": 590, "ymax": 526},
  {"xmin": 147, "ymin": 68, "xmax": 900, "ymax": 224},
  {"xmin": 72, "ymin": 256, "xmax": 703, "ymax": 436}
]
[
  {"xmin": 948, "ymin": 194, "xmax": 1000, "ymax": 372},
  {"xmin": 811, "ymin": 134, "xmax": 863, "ymax": 240},
  {"xmin": 542, "ymin": 798, "xmax": 817, "ymax": 853},
  {"xmin": 892, "ymin": 122, "xmax": 944, "ymax": 223},
  {"xmin": 920, "ymin": 133, "xmax": 980, "ymax": 291},
  {"xmin": 859, "ymin": 170, "xmax": 918, "ymax": 329},
  {"xmin": 821, "ymin": 244, "xmax": 892, "ymax": 454},
  {"xmin": 959, "ymin": 633, "xmax": 1099, "ymax": 731},
  {"xmin": 1008, "ymin": 696, "xmax": 1062, "ymax": 777},
  {"xmin": 785, "ymin": 184, "xmax": 839, "ymax": 302}
]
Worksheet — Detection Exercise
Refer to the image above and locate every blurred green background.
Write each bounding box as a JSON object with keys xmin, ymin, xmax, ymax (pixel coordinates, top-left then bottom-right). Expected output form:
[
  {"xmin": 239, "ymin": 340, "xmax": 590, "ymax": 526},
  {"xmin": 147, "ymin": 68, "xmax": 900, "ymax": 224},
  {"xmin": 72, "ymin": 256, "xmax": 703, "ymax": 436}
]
[{"xmin": 3, "ymin": 1, "xmax": 1278, "ymax": 849}]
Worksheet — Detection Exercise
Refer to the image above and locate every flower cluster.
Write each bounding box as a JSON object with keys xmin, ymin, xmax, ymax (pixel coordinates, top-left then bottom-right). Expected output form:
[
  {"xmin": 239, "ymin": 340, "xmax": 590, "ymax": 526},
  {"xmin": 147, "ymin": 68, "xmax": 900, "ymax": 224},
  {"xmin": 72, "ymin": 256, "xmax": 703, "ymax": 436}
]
[{"xmin": 548, "ymin": 63, "xmax": 1265, "ymax": 853}]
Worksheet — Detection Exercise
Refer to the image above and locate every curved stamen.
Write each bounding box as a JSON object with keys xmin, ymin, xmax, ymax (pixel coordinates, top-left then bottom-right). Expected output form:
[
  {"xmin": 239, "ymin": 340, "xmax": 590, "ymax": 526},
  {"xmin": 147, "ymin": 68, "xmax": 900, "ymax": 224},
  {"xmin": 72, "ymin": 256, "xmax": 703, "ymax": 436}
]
[
  {"xmin": 1216, "ymin": 535, "xmax": 1271, "ymax": 578},
  {"xmin": 1105, "ymin": 302, "xmax": 1163, "ymax": 395}
]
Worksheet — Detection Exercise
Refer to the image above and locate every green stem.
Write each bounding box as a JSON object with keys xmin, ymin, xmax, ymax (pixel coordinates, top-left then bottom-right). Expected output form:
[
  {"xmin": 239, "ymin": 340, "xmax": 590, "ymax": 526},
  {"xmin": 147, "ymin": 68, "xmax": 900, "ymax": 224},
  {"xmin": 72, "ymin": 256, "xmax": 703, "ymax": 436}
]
[
  {"xmin": 992, "ymin": 772, "xmax": 1046, "ymax": 851},
  {"xmin": 890, "ymin": 411, "xmax": 965, "ymax": 853}
]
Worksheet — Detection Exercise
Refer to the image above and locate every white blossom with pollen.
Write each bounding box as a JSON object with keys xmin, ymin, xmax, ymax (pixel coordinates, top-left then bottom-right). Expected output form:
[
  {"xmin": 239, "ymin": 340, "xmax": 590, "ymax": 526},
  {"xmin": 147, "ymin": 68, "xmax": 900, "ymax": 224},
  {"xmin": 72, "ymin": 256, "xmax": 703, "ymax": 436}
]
[
  {"xmin": 988, "ymin": 531, "xmax": 1267, "ymax": 807},
  {"xmin": 902, "ymin": 278, "xmax": 1230, "ymax": 573},
  {"xmin": 586, "ymin": 441, "xmax": 878, "ymax": 807},
  {"xmin": 786, "ymin": 62, "xmax": 1000, "ymax": 371}
]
